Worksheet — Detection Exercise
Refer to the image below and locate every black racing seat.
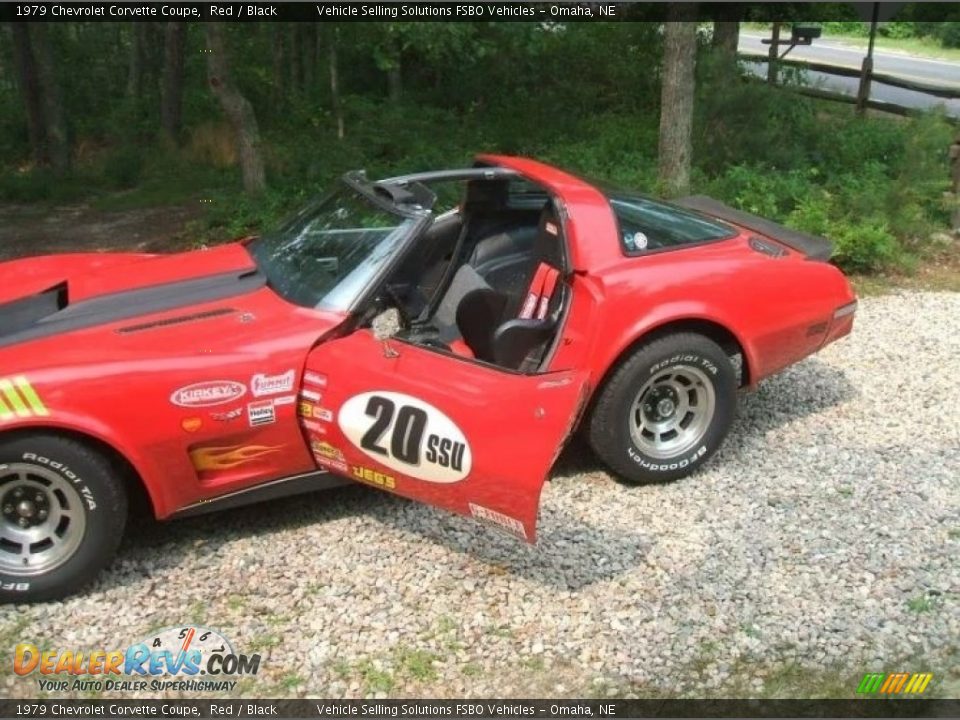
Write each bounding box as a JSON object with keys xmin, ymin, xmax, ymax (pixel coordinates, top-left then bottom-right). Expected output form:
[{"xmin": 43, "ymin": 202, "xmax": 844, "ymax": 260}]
[
  {"xmin": 456, "ymin": 261, "xmax": 563, "ymax": 370},
  {"xmin": 454, "ymin": 200, "xmax": 566, "ymax": 370}
]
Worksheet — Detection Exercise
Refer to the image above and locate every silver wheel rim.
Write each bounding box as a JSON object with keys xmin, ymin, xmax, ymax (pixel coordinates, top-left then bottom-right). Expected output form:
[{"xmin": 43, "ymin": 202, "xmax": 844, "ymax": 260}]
[
  {"xmin": 630, "ymin": 364, "xmax": 716, "ymax": 460},
  {"xmin": 0, "ymin": 463, "xmax": 87, "ymax": 576}
]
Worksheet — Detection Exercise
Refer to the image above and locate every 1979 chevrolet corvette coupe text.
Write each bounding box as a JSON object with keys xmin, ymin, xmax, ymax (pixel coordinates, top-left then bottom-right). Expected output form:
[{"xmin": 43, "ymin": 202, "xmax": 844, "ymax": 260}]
[{"xmin": 0, "ymin": 155, "xmax": 856, "ymax": 600}]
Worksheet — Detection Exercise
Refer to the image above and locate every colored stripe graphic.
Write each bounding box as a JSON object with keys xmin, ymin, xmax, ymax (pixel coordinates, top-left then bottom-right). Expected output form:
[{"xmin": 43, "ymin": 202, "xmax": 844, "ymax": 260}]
[
  {"xmin": 905, "ymin": 673, "xmax": 933, "ymax": 694},
  {"xmin": 859, "ymin": 672, "xmax": 933, "ymax": 695},
  {"xmin": 15, "ymin": 376, "xmax": 48, "ymax": 415},
  {"xmin": 0, "ymin": 377, "xmax": 48, "ymax": 420},
  {"xmin": 857, "ymin": 673, "xmax": 885, "ymax": 694},
  {"xmin": 0, "ymin": 379, "xmax": 30, "ymax": 417}
]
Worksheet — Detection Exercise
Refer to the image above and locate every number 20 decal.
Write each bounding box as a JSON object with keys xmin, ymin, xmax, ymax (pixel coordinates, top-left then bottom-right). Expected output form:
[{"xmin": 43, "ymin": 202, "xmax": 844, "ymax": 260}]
[{"xmin": 339, "ymin": 391, "xmax": 472, "ymax": 483}]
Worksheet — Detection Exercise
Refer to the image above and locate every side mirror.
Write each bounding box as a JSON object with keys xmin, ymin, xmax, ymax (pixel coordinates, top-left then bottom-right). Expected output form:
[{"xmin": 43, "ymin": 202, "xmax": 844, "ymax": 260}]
[{"xmin": 371, "ymin": 308, "xmax": 401, "ymax": 358}]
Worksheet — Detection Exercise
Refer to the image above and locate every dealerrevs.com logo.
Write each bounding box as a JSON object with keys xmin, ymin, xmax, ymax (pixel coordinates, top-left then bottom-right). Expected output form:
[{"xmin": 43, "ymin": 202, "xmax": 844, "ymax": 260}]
[{"xmin": 14, "ymin": 625, "xmax": 260, "ymax": 693}]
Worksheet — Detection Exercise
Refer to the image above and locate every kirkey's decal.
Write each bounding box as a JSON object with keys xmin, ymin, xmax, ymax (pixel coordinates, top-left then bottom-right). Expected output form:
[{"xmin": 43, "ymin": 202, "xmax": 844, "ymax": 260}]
[
  {"xmin": 171, "ymin": 381, "xmax": 246, "ymax": 409},
  {"xmin": 0, "ymin": 376, "xmax": 49, "ymax": 422},
  {"xmin": 250, "ymin": 370, "xmax": 295, "ymax": 397},
  {"xmin": 339, "ymin": 391, "xmax": 472, "ymax": 483}
]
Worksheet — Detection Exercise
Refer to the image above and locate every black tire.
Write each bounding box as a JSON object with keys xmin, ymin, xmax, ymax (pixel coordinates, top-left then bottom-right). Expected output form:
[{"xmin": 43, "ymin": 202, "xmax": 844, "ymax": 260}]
[
  {"xmin": 588, "ymin": 333, "xmax": 737, "ymax": 485},
  {"xmin": 0, "ymin": 435, "xmax": 126, "ymax": 603}
]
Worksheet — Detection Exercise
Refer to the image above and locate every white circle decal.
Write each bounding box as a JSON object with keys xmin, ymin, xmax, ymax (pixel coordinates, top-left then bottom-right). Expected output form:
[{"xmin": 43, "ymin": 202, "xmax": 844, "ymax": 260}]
[{"xmin": 339, "ymin": 391, "xmax": 472, "ymax": 483}]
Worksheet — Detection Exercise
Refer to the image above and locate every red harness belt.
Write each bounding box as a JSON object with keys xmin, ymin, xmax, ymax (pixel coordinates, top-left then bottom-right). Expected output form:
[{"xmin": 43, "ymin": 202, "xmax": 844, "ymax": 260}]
[{"xmin": 520, "ymin": 262, "xmax": 560, "ymax": 320}]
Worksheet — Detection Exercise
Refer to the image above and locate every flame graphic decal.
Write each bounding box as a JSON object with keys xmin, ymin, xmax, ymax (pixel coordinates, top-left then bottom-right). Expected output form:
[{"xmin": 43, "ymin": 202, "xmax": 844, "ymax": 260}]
[{"xmin": 190, "ymin": 444, "xmax": 283, "ymax": 472}]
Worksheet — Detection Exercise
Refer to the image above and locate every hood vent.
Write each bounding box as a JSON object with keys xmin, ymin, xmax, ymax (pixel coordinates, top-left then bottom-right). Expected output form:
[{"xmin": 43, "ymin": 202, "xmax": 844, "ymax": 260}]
[
  {"xmin": 117, "ymin": 307, "xmax": 236, "ymax": 334},
  {"xmin": 0, "ymin": 282, "xmax": 68, "ymax": 339}
]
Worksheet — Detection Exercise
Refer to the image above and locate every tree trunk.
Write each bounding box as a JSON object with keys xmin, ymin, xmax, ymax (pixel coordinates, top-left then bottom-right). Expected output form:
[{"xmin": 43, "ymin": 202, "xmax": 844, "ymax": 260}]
[
  {"xmin": 328, "ymin": 26, "xmax": 344, "ymax": 140},
  {"xmin": 205, "ymin": 23, "xmax": 266, "ymax": 195},
  {"xmin": 10, "ymin": 23, "xmax": 47, "ymax": 166},
  {"xmin": 30, "ymin": 23, "xmax": 69, "ymax": 175},
  {"xmin": 160, "ymin": 22, "xmax": 187, "ymax": 143},
  {"xmin": 712, "ymin": 21, "xmax": 739, "ymax": 71},
  {"xmin": 657, "ymin": 12, "xmax": 698, "ymax": 198},
  {"xmin": 302, "ymin": 24, "xmax": 316, "ymax": 91},
  {"xmin": 271, "ymin": 25, "xmax": 285, "ymax": 104},
  {"xmin": 127, "ymin": 22, "xmax": 146, "ymax": 98},
  {"xmin": 289, "ymin": 24, "xmax": 302, "ymax": 94},
  {"xmin": 388, "ymin": 63, "xmax": 402, "ymax": 104}
]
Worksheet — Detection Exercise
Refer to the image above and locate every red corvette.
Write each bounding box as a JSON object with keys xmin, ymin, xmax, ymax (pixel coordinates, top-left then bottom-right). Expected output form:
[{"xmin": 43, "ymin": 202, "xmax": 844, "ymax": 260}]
[{"xmin": 0, "ymin": 155, "xmax": 856, "ymax": 600}]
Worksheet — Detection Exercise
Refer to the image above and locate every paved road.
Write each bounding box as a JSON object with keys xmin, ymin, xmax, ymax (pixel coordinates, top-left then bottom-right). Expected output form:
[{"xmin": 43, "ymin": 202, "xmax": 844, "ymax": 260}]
[{"xmin": 739, "ymin": 32, "xmax": 960, "ymax": 116}]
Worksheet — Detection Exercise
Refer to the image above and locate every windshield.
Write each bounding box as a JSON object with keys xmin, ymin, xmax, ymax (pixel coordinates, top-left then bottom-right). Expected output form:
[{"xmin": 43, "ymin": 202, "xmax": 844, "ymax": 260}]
[{"xmin": 250, "ymin": 183, "xmax": 417, "ymax": 311}]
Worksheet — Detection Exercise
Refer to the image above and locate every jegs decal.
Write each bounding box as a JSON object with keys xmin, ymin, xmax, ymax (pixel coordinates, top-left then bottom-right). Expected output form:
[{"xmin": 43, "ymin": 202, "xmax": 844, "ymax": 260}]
[{"xmin": 338, "ymin": 391, "xmax": 472, "ymax": 483}]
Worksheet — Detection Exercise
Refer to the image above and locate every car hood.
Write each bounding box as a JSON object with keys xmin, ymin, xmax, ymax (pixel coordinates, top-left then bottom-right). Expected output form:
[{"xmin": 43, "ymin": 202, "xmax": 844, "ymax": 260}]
[
  {"xmin": 0, "ymin": 242, "xmax": 256, "ymax": 305},
  {"xmin": 0, "ymin": 242, "xmax": 274, "ymax": 350}
]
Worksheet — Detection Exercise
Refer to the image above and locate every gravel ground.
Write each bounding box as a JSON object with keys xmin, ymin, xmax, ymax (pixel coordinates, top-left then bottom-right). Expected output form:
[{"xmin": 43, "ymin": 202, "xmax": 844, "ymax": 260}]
[{"xmin": 2, "ymin": 290, "xmax": 958, "ymax": 699}]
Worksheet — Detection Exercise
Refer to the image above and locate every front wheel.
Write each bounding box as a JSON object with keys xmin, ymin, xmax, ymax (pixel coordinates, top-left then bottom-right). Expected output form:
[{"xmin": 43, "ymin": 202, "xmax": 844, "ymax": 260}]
[
  {"xmin": 0, "ymin": 435, "xmax": 127, "ymax": 602},
  {"xmin": 588, "ymin": 333, "xmax": 737, "ymax": 485}
]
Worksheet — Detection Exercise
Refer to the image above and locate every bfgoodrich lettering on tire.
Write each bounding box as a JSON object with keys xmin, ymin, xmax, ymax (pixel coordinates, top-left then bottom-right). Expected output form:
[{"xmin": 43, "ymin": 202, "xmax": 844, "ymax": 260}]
[
  {"xmin": 0, "ymin": 435, "xmax": 126, "ymax": 602},
  {"xmin": 588, "ymin": 333, "xmax": 736, "ymax": 485}
]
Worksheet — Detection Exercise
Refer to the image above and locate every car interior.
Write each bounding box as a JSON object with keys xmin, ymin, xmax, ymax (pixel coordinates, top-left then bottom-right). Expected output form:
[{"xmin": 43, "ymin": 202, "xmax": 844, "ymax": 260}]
[{"xmin": 378, "ymin": 176, "xmax": 569, "ymax": 373}]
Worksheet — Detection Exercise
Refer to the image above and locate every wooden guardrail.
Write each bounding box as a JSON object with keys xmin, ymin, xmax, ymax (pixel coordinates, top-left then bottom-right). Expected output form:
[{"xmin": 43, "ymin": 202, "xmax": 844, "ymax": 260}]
[{"xmin": 739, "ymin": 52, "xmax": 960, "ymax": 100}]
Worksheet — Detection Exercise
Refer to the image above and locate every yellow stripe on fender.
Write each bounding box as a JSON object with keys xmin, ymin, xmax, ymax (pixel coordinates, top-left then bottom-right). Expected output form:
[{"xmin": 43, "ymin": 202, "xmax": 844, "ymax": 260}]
[
  {"xmin": 0, "ymin": 379, "xmax": 30, "ymax": 418},
  {"xmin": 14, "ymin": 376, "xmax": 48, "ymax": 416},
  {"xmin": 0, "ymin": 377, "xmax": 49, "ymax": 420}
]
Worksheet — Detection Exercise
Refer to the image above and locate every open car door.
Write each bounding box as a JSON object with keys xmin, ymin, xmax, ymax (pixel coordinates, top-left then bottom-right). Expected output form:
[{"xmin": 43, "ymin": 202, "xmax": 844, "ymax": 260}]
[{"xmin": 297, "ymin": 330, "xmax": 588, "ymax": 541}]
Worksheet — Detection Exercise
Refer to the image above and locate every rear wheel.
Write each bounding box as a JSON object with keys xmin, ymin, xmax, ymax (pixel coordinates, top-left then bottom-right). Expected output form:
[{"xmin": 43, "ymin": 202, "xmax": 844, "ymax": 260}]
[
  {"xmin": 0, "ymin": 435, "xmax": 126, "ymax": 602},
  {"xmin": 588, "ymin": 333, "xmax": 737, "ymax": 485}
]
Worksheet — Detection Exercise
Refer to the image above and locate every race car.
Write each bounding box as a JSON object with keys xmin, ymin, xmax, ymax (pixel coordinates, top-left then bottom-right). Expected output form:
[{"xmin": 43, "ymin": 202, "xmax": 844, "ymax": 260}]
[{"xmin": 0, "ymin": 155, "xmax": 856, "ymax": 601}]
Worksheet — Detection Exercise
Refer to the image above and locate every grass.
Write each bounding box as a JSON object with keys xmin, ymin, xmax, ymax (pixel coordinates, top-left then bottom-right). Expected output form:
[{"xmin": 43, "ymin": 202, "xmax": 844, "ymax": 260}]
[
  {"xmin": 522, "ymin": 656, "xmax": 547, "ymax": 672},
  {"xmin": 907, "ymin": 595, "xmax": 937, "ymax": 614},
  {"xmin": 248, "ymin": 633, "xmax": 282, "ymax": 652},
  {"xmin": 355, "ymin": 659, "xmax": 395, "ymax": 693},
  {"xmin": 461, "ymin": 662, "xmax": 482, "ymax": 678},
  {"xmin": 395, "ymin": 647, "xmax": 439, "ymax": 682}
]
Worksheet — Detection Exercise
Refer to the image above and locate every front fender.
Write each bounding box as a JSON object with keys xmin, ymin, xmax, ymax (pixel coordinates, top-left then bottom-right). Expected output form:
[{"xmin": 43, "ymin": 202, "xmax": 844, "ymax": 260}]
[{"xmin": 0, "ymin": 412, "xmax": 171, "ymax": 517}]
